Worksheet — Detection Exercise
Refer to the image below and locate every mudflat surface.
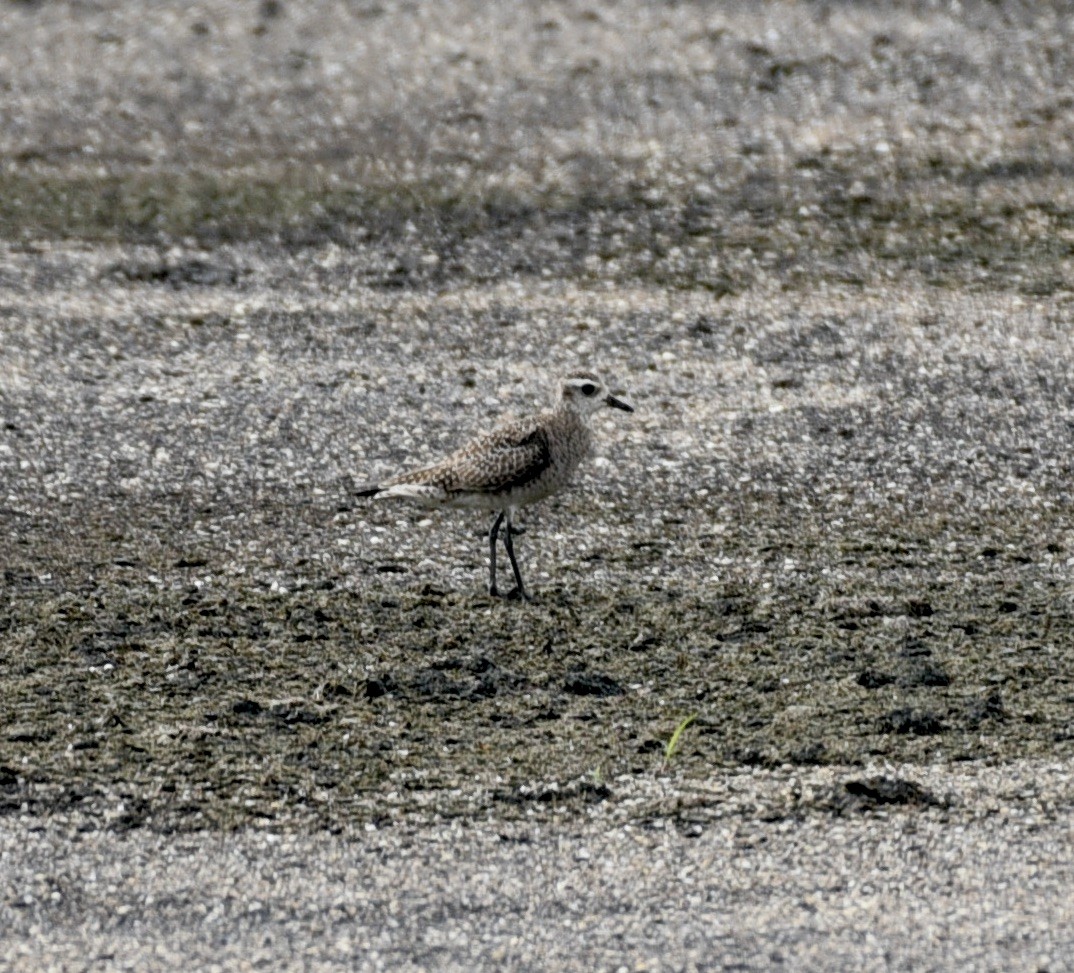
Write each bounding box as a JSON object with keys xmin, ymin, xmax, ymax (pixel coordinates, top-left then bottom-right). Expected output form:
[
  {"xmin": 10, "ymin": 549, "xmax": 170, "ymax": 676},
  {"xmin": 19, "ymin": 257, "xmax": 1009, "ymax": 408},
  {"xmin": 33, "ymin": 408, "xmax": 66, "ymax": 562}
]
[{"xmin": 2, "ymin": 2, "xmax": 1074, "ymax": 970}]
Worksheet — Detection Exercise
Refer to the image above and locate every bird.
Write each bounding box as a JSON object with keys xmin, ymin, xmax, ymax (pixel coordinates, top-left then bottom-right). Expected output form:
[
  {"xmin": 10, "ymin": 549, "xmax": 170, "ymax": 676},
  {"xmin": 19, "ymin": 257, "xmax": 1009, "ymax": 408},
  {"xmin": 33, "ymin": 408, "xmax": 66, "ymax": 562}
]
[{"xmin": 355, "ymin": 371, "xmax": 634, "ymax": 599}]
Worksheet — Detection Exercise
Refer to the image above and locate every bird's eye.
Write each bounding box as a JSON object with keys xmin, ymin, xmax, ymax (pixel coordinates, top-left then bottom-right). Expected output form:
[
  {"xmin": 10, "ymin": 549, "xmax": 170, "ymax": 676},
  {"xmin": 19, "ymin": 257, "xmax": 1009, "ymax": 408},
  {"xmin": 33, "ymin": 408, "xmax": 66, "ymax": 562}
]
[{"xmin": 580, "ymin": 382, "xmax": 598, "ymax": 396}]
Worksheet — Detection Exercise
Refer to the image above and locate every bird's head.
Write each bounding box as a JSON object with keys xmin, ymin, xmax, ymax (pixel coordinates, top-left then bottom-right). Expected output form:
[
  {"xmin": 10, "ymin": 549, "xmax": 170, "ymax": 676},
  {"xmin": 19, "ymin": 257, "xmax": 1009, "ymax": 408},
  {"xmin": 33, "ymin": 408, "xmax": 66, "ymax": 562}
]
[{"xmin": 558, "ymin": 372, "xmax": 634, "ymax": 417}]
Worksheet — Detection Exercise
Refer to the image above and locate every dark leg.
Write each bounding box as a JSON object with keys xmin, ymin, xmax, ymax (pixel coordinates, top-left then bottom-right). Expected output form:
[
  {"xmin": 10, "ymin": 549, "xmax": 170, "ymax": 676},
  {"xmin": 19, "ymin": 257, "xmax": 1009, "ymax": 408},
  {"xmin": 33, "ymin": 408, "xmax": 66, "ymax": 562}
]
[
  {"xmin": 488, "ymin": 510, "xmax": 505, "ymax": 596},
  {"xmin": 502, "ymin": 509, "xmax": 528, "ymax": 601}
]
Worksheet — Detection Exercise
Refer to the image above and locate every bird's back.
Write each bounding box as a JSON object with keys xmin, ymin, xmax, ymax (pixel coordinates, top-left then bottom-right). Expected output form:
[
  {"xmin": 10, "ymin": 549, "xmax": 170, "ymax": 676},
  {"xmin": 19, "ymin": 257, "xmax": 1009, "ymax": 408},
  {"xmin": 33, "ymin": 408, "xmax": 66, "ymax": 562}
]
[{"xmin": 381, "ymin": 407, "xmax": 591, "ymax": 508}]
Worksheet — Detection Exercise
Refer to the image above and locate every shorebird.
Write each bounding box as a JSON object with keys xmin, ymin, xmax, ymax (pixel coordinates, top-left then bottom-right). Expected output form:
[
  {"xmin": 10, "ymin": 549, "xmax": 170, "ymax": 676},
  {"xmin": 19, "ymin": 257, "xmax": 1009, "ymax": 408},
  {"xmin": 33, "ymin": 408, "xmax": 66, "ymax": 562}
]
[{"xmin": 355, "ymin": 372, "xmax": 634, "ymax": 599}]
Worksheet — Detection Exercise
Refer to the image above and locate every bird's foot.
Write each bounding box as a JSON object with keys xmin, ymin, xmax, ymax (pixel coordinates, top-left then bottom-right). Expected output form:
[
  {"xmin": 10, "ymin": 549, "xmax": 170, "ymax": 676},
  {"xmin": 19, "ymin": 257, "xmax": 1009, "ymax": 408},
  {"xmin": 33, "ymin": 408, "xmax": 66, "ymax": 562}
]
[{"xmin": 489, "ymin": 584, "xmax": 530, "ymax": 602}]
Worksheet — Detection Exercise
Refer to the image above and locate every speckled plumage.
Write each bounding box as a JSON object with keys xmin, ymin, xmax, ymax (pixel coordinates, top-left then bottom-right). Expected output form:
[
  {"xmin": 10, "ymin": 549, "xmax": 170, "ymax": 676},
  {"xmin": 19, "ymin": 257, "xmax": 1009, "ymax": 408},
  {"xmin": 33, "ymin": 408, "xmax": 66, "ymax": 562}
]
[
  {"xmin": 356, "ymin": 372, "xmax": 633, "ymax": 598},
  {"xmin": 378, "ymin": 408, "xmax": 591, "ymax": 509}
]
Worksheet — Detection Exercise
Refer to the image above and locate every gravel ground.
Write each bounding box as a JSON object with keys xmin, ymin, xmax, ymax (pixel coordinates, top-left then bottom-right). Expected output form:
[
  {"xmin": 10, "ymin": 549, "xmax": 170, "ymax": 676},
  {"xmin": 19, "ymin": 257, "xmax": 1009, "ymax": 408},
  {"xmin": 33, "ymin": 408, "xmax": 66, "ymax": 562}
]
[
  {"xmin": 2, "ymin": 761, "xmax": 1074, "ymax": 972},
  {"xmin": 3, "ymin": 1, "xmax": 1074, "ymax": 970}
]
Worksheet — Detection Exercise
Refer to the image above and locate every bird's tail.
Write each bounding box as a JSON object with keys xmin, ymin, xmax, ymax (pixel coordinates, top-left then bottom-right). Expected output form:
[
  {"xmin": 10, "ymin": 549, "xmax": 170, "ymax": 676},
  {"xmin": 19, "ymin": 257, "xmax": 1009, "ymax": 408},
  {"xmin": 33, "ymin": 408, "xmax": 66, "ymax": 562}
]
[{"xmin": 354, "ymin": 483, "xmax": 382, "ymax": 498}]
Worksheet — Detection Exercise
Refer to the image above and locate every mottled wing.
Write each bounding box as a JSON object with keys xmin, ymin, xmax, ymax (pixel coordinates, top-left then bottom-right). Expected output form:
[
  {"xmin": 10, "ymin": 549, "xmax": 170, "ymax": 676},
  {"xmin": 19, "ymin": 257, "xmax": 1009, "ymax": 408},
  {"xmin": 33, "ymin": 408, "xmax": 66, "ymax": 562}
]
[{"xmin": 386, "ymin": 416, "xmax": 551, "ymax": 497}]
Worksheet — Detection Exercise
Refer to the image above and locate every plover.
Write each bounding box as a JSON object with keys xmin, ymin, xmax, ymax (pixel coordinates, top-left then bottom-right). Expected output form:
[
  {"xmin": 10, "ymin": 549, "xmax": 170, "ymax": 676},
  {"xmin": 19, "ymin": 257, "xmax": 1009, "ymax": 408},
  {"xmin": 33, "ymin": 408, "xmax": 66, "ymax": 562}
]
[{"xmin": 356, "ymin": 372, "xmax": 634, "ymax": 599}]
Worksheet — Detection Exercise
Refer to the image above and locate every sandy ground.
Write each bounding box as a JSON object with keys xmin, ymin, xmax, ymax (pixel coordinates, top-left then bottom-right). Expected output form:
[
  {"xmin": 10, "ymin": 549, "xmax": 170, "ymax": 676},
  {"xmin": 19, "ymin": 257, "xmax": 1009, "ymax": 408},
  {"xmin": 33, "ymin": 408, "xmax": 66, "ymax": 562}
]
[
  {"xmin": 2, "ymin": 1, "xmax": 1074, "ymax": 970},
  {"xmin": 3, "ymin": 761, "xmax": 1074, "ymax": 972}
]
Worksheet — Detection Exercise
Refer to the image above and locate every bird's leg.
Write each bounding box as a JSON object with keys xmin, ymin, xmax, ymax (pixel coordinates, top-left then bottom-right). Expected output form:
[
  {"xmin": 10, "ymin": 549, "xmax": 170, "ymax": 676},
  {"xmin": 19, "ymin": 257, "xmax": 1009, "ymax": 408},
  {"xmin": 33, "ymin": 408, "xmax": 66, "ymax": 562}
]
[
  {"xmin": 502, "ymin": 509, "xmax": 529, "ymax": 601},
  {"xmin": 488, "ymin": 510, "xmax": 505, "ymax": 597}
]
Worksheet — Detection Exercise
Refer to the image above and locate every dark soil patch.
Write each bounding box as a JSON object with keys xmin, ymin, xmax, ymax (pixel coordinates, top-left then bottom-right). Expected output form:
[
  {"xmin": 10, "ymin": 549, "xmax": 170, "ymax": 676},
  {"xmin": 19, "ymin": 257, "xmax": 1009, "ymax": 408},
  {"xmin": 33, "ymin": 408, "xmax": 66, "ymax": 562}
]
[{"xmin": 826, "ymin": 776, "xmax": 948, "ymax": 814}]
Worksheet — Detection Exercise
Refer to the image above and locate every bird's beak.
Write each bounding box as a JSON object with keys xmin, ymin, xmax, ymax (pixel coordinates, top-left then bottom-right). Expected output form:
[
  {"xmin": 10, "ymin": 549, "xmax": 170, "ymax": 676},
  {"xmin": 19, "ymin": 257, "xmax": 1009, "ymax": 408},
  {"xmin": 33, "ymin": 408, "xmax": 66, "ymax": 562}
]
[{"xmin": 604, "ymin": 393, "xmax": 634, "ymax": 413}]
